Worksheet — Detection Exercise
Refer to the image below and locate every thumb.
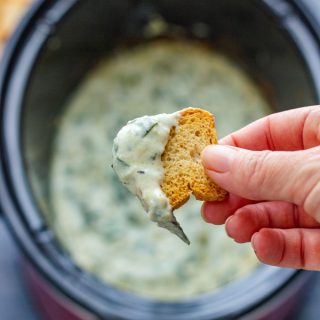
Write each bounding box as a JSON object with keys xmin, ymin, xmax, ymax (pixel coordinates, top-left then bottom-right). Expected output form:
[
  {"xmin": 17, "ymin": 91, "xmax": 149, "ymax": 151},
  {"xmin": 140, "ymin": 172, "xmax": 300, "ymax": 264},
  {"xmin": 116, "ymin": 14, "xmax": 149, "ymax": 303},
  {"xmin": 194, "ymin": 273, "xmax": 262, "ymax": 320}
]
[{"xmin": 202, "ymin": 145, "xmax": 320, "ymax": 220}]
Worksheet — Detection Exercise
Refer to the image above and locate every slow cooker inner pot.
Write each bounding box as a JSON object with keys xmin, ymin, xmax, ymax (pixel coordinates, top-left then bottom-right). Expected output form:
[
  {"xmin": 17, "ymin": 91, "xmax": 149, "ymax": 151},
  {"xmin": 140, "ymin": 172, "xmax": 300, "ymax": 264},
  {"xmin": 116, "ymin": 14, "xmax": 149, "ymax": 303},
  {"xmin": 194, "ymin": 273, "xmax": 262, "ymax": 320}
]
[{"xmin": 22, "ymin": 0, "xmax": 317, "ymax": 303}]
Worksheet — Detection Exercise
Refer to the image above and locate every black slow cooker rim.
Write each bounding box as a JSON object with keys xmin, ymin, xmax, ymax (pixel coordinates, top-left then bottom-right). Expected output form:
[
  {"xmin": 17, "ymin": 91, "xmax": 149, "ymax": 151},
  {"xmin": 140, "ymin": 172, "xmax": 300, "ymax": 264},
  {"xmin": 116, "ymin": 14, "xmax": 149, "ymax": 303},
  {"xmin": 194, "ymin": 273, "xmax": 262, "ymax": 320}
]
[
  {"xmin": 291, "ymin": 0, "xmax": 320, "ymax": 42},
  {"xmin": 260, "ymin": 0, "xmax": 320, "ymax": 100},
  {"xmin": 0, "ymin": 0, "xmax": 319, "ymax": 319}
]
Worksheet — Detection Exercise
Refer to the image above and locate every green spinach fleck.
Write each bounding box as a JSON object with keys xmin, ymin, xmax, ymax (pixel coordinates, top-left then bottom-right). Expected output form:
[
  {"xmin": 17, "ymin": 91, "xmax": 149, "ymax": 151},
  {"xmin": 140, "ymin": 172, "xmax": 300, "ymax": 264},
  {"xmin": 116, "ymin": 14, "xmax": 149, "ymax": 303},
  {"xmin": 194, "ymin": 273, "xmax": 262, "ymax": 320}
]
[
  {"xmin": 116, "ymin": 157, "xmax": 129, "ymax": 167},
  {"xmin": 142, "ymin": 122, "xmax": 158, "ymax": 137}
]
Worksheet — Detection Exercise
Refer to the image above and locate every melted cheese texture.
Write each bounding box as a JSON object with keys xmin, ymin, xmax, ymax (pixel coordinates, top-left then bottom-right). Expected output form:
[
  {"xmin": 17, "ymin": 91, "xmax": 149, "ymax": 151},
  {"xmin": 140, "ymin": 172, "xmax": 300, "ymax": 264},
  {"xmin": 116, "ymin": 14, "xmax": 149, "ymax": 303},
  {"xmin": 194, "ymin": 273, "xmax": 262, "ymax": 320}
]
[
  {"xmin": 50, "ymin": 41, "xmax": 271, "ymax": 300},
  {"xmin": 112, "ymin": 112, "xmax": 190, "ymax": 244}
]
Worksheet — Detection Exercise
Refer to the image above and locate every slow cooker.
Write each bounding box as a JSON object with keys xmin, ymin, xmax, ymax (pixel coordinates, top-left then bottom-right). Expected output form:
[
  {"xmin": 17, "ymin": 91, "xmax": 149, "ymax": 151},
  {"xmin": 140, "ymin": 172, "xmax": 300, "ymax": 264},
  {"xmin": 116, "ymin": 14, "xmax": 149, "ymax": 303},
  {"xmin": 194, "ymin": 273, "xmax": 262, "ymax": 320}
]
[{"xmin": 1, "ymin": 0, "xmax": 320, "ymax": 319}]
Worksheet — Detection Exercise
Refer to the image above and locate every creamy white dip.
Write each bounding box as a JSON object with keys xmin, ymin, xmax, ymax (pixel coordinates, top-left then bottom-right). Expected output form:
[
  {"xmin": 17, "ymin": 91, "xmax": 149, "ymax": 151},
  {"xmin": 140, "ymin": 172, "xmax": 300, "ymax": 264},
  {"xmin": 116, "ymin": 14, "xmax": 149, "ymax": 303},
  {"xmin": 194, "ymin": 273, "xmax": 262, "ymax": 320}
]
[
  {"xmin": 112, "ymin": 112, "xmax": 190, "ymax": 244},
  {"xmin": 46, "ymin": 41, "xmax": 271, "ymax": 300}
]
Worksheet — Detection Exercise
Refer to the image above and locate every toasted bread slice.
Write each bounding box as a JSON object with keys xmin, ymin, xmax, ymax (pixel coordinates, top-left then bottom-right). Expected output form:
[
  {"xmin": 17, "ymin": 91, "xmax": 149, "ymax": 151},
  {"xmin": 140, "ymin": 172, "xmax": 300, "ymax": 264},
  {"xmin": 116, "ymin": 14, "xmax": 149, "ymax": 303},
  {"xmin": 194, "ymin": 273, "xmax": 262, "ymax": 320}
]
[{"xmin": 161, "ymin": 108, "xmax": 227, "ymax": 209}]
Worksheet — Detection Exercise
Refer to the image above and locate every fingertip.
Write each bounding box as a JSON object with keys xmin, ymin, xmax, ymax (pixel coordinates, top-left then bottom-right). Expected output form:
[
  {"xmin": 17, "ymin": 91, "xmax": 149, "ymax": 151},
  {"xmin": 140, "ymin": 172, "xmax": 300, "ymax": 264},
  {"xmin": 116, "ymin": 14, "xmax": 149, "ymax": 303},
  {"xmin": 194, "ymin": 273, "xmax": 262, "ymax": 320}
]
[
  {"xmin": 251, "ymin": 228, "xmax": 269, "ymax": 254},
  {"xmin": 201, "ymin": 145, "xmax": 214, "ymax": 168},
  {"xmin": 251, "ymin": 229, "xmax": 284, "ymax": 266},
  {"xmin": 225, "ymin": 215, "xmax": 248, "ymax": 243},
  {"xmin": 226, "ymin": 208, "xmax": 258, "ymax": 243},
  {"xmin": 251, "ymin": 231, "xmax": 265, "ymax": 263},
  {"xmin": 202, "ymin": 195, "xmax": 253, "ymax": 226},
  {"xmin": 201, "ymin": 201, "xmax": 222, "ymax": 224},
  {"xmin": 225, "ymin": 216, "xmax": 233, "ymax": 238},
  {"xmin": 251, "ymin": 232, "xmax": 259, "ymax": 253},
  {"xmin": 201, "ymin": 202, "xmax": 224, "ymax": 225},
  {"xmin": 201, "ymin": 145, "xmax": 236, "ymax": 173},
  {"xmin": 201, "ymin": 200, "xmax": 231, "ymax": 225}
]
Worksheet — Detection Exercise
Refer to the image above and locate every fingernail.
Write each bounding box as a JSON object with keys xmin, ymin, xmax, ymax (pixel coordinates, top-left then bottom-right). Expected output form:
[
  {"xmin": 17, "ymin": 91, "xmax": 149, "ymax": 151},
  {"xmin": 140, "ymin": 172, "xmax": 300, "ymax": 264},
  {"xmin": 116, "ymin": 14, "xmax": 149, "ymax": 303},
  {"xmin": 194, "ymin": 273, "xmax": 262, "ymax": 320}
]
[
  {"xmin": 251, "ymin": 232, "xmax": 259, "ymax": 253},
  {"xmin": 202, "ymin": 145, "xmax": 237, "ymax": 173},
  {"xmin": 225, "ymin": 216, "xmax": 234, "ymax": 238}
]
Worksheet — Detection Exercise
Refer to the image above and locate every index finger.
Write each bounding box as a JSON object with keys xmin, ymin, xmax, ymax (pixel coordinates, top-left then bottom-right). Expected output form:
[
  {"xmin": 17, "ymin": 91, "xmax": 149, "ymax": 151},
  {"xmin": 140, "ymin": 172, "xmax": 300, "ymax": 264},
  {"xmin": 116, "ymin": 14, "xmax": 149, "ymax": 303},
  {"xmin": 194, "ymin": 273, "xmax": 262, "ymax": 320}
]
[
  {"xmin": 220, "ymin": 106, "xmax": 319, "ymax": 151},
  {"xmin": 202, "ymin": 193, "xmax": 253, "ymax": 224}
]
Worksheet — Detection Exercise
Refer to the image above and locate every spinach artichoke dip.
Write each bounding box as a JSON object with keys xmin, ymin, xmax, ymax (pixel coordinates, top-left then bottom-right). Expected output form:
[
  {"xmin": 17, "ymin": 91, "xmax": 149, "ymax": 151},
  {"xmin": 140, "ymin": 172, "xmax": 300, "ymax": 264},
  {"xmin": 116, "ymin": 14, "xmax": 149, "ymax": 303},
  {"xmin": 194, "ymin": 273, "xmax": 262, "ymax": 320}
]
[
  {"xmin": 112, "ymin": 112, "xmax": 191, "ymax": 245},
  {"xmin": 50, "ymin": 41, "xmax": 272, "ymax": 300}
]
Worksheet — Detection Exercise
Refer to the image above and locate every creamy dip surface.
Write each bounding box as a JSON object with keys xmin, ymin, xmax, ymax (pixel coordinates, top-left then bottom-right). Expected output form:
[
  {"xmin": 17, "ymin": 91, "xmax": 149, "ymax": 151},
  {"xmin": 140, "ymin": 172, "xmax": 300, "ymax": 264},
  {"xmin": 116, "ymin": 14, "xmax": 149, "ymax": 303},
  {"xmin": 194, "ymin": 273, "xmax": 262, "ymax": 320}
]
[
  {"xmin": 112, "ymin": 112, "xmax": 190, "ymax": 244},
  {"xmin": 50, "ymin": 41, "xmax": 272, "ymax": 300}
]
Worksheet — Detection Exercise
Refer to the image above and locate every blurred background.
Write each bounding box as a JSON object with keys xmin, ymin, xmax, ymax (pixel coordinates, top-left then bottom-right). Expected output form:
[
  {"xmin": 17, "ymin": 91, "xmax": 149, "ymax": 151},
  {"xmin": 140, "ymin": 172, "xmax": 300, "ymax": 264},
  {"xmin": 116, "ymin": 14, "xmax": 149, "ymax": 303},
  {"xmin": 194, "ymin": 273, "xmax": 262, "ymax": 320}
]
[{"xmin": 0, "ymin": 0, "xmax": 319, "ymax": 319}]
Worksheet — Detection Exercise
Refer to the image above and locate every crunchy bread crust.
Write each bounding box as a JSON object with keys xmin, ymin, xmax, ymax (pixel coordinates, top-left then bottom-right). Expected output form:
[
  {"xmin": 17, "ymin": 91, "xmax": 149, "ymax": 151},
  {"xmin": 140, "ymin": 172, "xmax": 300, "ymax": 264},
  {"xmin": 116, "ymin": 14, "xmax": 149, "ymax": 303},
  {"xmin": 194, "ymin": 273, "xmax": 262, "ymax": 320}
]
[{"xmin": 161, "ymin": 108, "xmax": 227, "ymax": 209}]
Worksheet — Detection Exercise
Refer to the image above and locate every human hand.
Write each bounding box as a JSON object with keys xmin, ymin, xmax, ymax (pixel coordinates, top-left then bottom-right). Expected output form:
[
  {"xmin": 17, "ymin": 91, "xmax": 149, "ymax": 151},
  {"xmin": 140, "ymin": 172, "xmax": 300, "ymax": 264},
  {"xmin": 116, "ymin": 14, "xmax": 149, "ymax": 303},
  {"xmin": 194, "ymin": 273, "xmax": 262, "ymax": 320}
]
[{"xmin": 201, "ymin": 106, "xmax": 320, "ymax": 270}]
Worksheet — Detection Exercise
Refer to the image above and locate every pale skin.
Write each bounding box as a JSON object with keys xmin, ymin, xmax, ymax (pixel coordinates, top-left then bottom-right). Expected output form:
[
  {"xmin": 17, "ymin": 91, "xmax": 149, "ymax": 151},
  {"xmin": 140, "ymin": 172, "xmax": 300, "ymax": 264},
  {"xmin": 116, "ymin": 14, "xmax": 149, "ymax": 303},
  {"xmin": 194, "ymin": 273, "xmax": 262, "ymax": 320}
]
[{"xmin": 201, "ymin": 106, "xmax": 320, "ymax": 270}]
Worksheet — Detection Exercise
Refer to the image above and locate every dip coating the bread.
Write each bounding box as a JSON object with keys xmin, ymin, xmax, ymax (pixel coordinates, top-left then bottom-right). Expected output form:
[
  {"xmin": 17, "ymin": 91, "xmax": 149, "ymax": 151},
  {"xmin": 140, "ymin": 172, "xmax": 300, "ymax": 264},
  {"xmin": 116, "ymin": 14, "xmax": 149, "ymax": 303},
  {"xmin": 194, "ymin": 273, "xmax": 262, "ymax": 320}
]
[
  {"xmin": 161, "ymin": 108, "xmax": 227, "ymax": 209},
  {"xmin": 112, "ymin": 111, "xmax": 191, "ymax": 244},
  {"xmin": 112, "ymin": 107, "xmax": 227, "ymax": 244}
]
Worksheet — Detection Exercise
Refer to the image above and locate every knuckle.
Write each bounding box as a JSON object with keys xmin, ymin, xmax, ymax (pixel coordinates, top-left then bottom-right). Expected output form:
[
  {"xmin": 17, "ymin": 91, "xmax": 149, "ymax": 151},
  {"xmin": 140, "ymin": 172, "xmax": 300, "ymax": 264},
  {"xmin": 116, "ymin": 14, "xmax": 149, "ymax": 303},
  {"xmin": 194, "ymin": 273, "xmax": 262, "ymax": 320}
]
[
  {"xmin": 304, "ymin": 107, "xmax": 320, "ymax": 147},
  {"xmin": 236, "ymin": 151, "xmax": 272, "ymax": 198},
  {"xmin": 297, "ymin": 229, "xmax": 306, "ymax": 269},
  {"xmin": 297, "ymin": 149, "xmax": 320, "ymax": 220},
  {"xmin": 305, "ymin": 231, "xmax": 320, "ymax": 270},
  {"xmin": 311, "ymin": 107, "xmax": 320, "ymax": 142},
  {"xmin": 302, "ymin": 180, "xmax": 320, "ymax": 221},
  {"xmin": 316, "ymin": 111, "xmax": 320, "ymax": 143}
]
